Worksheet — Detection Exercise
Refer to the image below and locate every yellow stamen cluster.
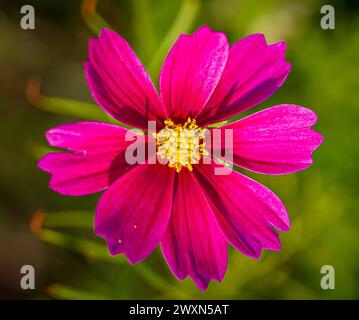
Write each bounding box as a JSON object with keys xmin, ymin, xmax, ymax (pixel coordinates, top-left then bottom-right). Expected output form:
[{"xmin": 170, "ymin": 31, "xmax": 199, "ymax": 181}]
[{"xmin": 155, "ymin": 118, "xmax": 208, "ymax": 173}]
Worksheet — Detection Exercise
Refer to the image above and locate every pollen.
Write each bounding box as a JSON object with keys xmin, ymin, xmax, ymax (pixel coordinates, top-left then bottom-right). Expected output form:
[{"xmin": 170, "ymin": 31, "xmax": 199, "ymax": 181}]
[{"xmin": 154, "ymin": 118, "xmax": 208, "ymax": 173}]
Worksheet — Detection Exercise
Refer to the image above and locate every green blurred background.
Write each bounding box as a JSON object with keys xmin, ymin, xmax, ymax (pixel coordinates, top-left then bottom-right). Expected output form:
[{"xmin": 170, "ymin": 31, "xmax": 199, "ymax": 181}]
[{"xmin": 0, "ymin": 0, "xmax": 358, "ymax": 299}]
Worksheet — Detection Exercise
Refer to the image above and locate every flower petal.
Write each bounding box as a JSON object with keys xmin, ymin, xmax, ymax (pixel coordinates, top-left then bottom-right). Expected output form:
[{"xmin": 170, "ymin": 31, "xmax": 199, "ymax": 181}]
[
  {"xmin": 45, "ymin": 121, "xmax": 130, "ymax": 155},
  {"xmin": 198, "ymin": 34, "xmax": 291, "ymax": 125},
  {"xmin": 159, "ymin": 25, "xmax": 229, "ymax": 121},
  {"xmin": 38, "ymin": 122, "xmax": 142, "ymax": 195},
  {"xmin": 195, "ymin": 164, "xmax": 289, "ymax": 258},
  {"xmin": 220, "ymin": 105, "xmax": 324, "ymax": 174},
  {"xmin": 95, "ymin": 163, "xmax": 175, "ymax": 264},
  {"xmin": 85, "ymin": 28, "xmax": 166, "ymax": 129},
  {"xmin": 161, "ymin": 170, "xmax": 227, "ymax": 290}
]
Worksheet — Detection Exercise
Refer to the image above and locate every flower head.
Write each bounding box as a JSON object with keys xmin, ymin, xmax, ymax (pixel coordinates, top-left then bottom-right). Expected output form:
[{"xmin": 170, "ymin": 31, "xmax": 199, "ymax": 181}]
[
  {"xmin": 155, "ymin": 118, "xmax": 208, "ymax": 172},
  {"xmin": 38, "ymin": 26, "xmax": 323, "ymax": 290}
]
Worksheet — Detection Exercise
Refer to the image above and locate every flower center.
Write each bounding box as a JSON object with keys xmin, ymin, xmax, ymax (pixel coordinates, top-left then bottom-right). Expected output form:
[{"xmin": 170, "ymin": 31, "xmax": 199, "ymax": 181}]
[{"xmin": 155, "ymin": 118, "xmax": 208, "ymax": 173}]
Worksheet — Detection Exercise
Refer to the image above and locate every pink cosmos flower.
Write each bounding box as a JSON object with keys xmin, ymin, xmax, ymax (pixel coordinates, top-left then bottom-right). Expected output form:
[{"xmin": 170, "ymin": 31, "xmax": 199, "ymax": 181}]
[{"xmin": 38, "ymin": 26, "xmax": 323, "ymax": 290}]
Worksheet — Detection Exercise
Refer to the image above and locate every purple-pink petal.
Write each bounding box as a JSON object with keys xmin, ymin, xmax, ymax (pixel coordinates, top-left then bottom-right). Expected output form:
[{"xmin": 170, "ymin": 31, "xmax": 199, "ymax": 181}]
[
  {"xmin": 195, "ymin": 164, "xmax": 289, "ymax": 258},
  {"xmin": 219, "ymin": 105, "xmax": 324, "ymax": 175},
  {"xmin": 38, "ymin": 122, "xmax": 140, "ymax": 195},
  {"xmin": 85, "ymin": 28, "xmax": 166, "ymax": 130},
  {"xmin": 160, "ymin": 26, "xmax": 229, "ymax": 121},
  {"xmin": 161, "ymin": 170, "xmax": 227, "ymax": 290},
  {"xmin": 95, "ymin": 163, "xmax": 175, "ymax": 264},
  {"xmin": 38, "ymin": 152, "xmax": 131, "ymax": 196},
  {"xmin": 45, "ymin": 121, "xmax": 130, "ymax": 154},
  {"xmin": 198, "ymin": 34, "xmax": 291, "ymax": 125}
]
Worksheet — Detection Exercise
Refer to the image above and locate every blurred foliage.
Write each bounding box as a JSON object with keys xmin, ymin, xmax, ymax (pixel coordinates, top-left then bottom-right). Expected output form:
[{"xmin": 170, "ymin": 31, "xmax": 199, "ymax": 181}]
[{"xmin": 0, "ymin": 0, "xmax": 359, "ymax": 299}]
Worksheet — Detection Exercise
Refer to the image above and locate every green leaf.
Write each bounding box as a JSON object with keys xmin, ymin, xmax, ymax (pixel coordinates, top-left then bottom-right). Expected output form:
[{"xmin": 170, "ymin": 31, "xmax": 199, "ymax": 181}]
[
  {"xmin": 147, "ymin": 0, "xmax": 200, "ymax": 81},
  {"xmin": 47, "ymin": 283, "xmax": 108, "ymax": 300},
  {"xmin": 25, "ymin": 141, "xmax": 54, "ymax": 160},
  {"xmin": 207, "ymin": 120, "xmax": 229, "ymax": 128},
  {"xmin": 134, "ymin": 263, "xmax": 192, "ymax": 298},
  {"xmin": 37, "ymin": 229, "xmax": 118, "ymax": 262},
  {"xmin": 26, "ymin": 78, "xmax": 130, "ymax": 127},
  {"xmin": 132, "ymin": 0, "xmax": 156, "ymax": 63},
  {"xmin": 81, "ymin": 0, "xmax": 111, "ymax": 35},
  {"xmin": 35, "ymin": 228, "xmax": 192, "ymax": 297},
  {"xmin": 42, "ymin": 211, "xmax": 94, "ymax": 229},
  {"xmin": 39, "ymin": 97, "xmax": 120, "ymax": 124}
]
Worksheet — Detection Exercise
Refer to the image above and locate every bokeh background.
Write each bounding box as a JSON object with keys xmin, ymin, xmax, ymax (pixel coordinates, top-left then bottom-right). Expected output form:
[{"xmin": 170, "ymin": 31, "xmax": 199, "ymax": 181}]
[{"xmin": 1, "ymin": 0, "xmax": 358, "ymax": 299}]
